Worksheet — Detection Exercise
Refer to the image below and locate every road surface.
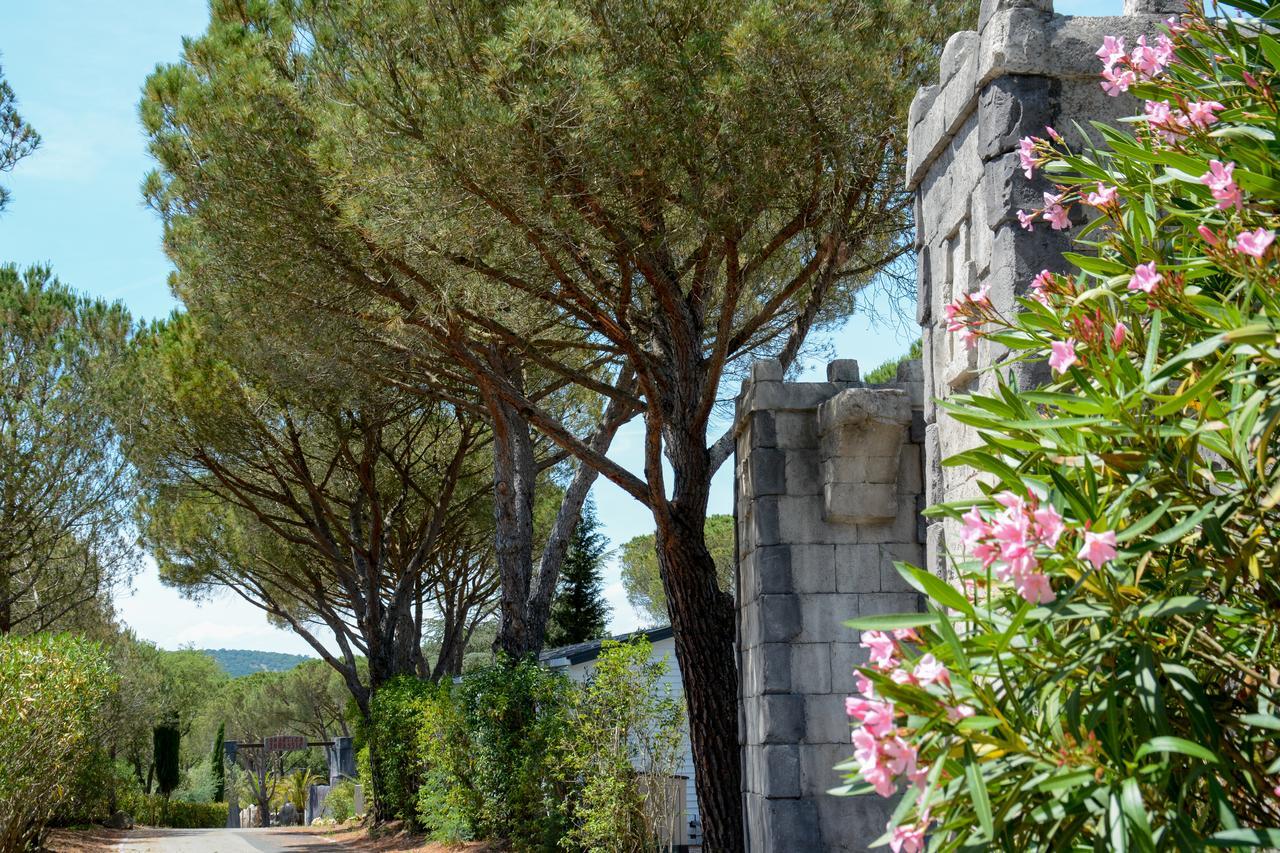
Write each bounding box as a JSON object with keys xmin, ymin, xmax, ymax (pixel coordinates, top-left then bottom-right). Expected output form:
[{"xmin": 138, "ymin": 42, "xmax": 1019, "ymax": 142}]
[{"xmin": 113, "ymin": 828, "xmax": 348, "ymax": 852}]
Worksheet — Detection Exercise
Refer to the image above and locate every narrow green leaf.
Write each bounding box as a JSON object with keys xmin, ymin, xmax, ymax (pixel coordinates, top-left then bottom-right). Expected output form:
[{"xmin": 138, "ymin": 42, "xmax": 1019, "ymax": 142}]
[
  {"xmin": 964, "ymin": 747, "xmax": 994, "ymax": 840},
  {"xmin": 1135, "ymin": 736, "xmax": 1219, "ymax": 764}
]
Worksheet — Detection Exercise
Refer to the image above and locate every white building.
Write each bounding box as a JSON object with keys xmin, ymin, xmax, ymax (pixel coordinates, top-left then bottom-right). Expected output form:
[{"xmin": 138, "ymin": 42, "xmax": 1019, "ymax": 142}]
[{"xmin": 541, "ymin": 625, "xmax": 701, "ymax": 849}]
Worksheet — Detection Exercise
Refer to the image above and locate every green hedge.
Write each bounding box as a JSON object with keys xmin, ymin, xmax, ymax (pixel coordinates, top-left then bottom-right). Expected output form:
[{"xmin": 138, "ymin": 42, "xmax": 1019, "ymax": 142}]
[{"xmin": 122, "ymin": 794, "xmax": 227, "ymax": 828}]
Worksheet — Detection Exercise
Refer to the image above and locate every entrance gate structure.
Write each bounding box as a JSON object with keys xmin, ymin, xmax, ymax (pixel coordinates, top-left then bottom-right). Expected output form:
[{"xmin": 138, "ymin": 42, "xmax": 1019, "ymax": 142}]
[{"xmin": 222, "ymin": 735, "xmax": 357, "ymax": 828}]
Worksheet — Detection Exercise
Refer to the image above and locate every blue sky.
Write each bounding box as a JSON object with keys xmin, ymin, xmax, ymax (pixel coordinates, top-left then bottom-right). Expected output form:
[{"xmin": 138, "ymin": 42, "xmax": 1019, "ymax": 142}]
[{"xmin": 1, "ymin": 0, "xmax": 1119, "ymax": 655}]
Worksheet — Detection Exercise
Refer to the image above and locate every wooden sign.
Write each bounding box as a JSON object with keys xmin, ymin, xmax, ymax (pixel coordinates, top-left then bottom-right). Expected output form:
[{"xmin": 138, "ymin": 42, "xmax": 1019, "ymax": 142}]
[{"xmin": 264, "ymin": 735, "xmax": 306, "ymax": 752}]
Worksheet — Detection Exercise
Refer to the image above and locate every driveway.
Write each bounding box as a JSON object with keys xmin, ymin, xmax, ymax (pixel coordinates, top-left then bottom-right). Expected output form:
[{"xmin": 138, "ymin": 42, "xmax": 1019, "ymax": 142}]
[{"xmin": 113, "ymin": 828, "xmax": 347, "ymax": 852}]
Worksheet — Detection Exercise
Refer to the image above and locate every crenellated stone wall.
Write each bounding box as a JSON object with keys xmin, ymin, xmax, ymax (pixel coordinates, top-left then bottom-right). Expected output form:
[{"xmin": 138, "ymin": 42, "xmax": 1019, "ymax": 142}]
[
  {"xmin": 911, "ymin": 0, "xmax": 1182, "ymax": 581},
  {"xmin": 735, "ymin": 358, "xmax": 925, "ymax": 852}
]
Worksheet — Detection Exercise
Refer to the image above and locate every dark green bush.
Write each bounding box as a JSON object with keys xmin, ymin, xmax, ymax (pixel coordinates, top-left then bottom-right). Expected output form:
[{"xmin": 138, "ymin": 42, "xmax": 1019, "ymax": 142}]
[{"xmin": 367, "ymin": 675, "xmax": 437, "ymax": 822}]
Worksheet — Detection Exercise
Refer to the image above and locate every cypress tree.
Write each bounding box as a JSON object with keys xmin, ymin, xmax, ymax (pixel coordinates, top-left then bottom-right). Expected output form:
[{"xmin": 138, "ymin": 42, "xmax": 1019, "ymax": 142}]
[
  {"xmin": 545, "ymin": 499, "xmax": 610, "ymax": 647},
  {"xmin": 211, "ymin": 722, "xmax": 226, "ymax": 802},
  {"xmin": 153, "ymin": 724, "xmax": 181, "ymax": 798}
]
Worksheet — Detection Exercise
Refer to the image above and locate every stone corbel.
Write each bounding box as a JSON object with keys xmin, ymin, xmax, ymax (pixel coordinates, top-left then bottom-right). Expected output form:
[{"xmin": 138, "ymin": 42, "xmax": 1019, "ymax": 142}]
[{"xmin": 816, "ymin": 388, "xmax": 914, "ymax": 525}]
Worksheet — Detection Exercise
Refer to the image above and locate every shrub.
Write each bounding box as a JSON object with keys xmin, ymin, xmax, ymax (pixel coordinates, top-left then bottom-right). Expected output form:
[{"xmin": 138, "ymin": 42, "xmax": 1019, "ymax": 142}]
[
  {"xmin": 557, "ymin": 640, "xmax": 685, "ymax": 853},
  {"xmin": 841, "ymin": 4, "xmax": 1280, "ymax": 849},
  {"xmin": 0, "ymin": 634, "xmax": 116, "ymax": 850},
  {"xmin": 326, "ymin": 780, "xmax": 355, "ymax": 823},
  {"xmin": 121, "ymin": 793, "xmax": 227, "ymax": 828},
  {"xmin": 367, "ymin": 675, "xmax": 436, "ymax": 822}
]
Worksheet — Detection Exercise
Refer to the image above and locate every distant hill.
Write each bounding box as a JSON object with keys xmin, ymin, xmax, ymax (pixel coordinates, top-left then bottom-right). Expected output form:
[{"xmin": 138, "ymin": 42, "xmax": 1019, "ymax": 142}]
[{"xmin": 201, "ymin": 648, "xmax": 314, "ymax": 678}]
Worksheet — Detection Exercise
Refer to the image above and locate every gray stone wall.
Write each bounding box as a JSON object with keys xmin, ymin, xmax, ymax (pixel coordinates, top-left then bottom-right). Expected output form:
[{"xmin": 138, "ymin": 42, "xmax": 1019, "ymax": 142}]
[
  {"xmin": 735, "ymin": 358, "xmax": 925, "ymax": 852},
  {"xmin": 911, "ymin": 0, "xmax": 1183, "ymax": 579}
]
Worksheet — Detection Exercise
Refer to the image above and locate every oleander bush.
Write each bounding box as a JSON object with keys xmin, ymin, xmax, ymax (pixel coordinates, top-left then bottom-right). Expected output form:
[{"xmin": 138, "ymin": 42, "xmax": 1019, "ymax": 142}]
[
  {"xmin": 0, "ymin": 633, "xmax": 116, "ymax": 850},
  {"xmin": 840, "ymin": 3, "xmax": 1280, "ymax": 850}
]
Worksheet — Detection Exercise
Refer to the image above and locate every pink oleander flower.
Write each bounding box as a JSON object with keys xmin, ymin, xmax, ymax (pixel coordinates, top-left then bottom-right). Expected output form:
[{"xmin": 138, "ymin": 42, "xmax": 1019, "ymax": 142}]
[
  {"xmin": 947, "ymin": 703, "xmax": 977, "ymax": 723},
  {"xmin": 1244, "ymin": 69, "xmax": 1261, "ymax": 90},
  {"xmin": 908, "ymin": 763, "xmax": 929, "ymax": 791},
  {"xmin": 1154, "ymin": 33, "xmax": 1175, "ymax": 64},
  {"xmin": 1102, "ymin": 66, "xmax": 1136, "ymax": 96},
  {"xmin": 1236, "ymin": 227, "xmax": 1275, "ymax": 258},
  {"xmin": 1077, "ymin": 529, "xmax": 1118, "ymax": 569},
  {"xmin": 1201, "ymin": 161, "xmax": 1243, "ymax": 210},
  {"xmin": 913, "ymin": 654, "xmax": 950, "ymax": 687},
  {"xmin": 890, "ymin": 667, "xmax": 918, "ymax": 687},
  {"xmin": 1029, "ymin": 269, "xmax": 1055, "ymax": 306},
  {"xmin": 862, "ymin": 630, "xmax": 898, "ymax": 670},
  {"xmin": 890, "ymin": 822, "xmax": 927, "ymax": 853},
  {"xmin": 1033, "ymin": 503, "xmax": 1065, "ymax": 547},
  {"xmin": 1044, "ymin": 192, "xmax": 1071, "ymax": 230},
  {"xmin": 968, "ymin": 283, "xmax": 992, "ymax": 307},
  {"xmin": 892, "ymin": 628, "xmax": 921, "ymax": 643},
  {"xmin": 1096, "ymin": 35, "xmax": 1127, "ymax": 70},
  {"xmin": 960, "ymin": 506, "xmax": 991, "ymax": 548},
  {"xmin": 1187, "ymin": 100, "xmax": 1225, "ymax": 128},
  {"xmin": 849, "ymin": 699, "xmax": 897, "ymax": 738},
  {"xmin": 1018, "ymin": 136, "xmax": 1039, "ymax": 179},
  {"xmin": 855, "ymin": 671, "xmax": 876, "ymax": 699},
  {"xmin": 958, "ymin": 326, "xmax": 979, "ymax": 351},
  {"xmin": 1018, "ymin": 209, "xmax": 1036, "ymax": 231},
  {"xmin": 1015, "ymin": 571, "xmax": 1055, "ymax": 604},
  {"xmin": 1086, "ymin": 183, "xmax": 1118, "ymax": 209},
  {"xmin": 883, "ymin": 736, "xmax": 918, "ymax": 778},
  {"xmin": 1045, "ymin": 125, "xmax": 1063, "ymax": 142},
  {"xmin": 1049, "ymin": 338, "xmax": 1078, "ymax": 375},
  {"xmin": 1128, "ymin": 261, "xmax": 1162, "ymax": 295},
  {"xmin": 1145, "ymin": 99, "xmax": 1172, "ymax": 125},
  {"xmin": 1111, "ymin": 321, "xmax": 1128, "ymax": 350},
  {"xmin": 1131, "ymin": 35, "xmax": 1169, "ymax": 77},
  {"xmin": 1198, "ymin": 225, "xmax": 1221, "ymax": 246}
]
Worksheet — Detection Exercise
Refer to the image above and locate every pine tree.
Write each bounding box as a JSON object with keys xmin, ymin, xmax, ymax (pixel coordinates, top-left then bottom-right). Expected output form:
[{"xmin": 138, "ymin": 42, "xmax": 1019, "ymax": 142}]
[
  {"xmin": 545, "ymin": 499, "xmax": 610, "ymax": 647},
  {"xmin": 211, "ymin": 722, "xmax": 226, "ymax": 802}
]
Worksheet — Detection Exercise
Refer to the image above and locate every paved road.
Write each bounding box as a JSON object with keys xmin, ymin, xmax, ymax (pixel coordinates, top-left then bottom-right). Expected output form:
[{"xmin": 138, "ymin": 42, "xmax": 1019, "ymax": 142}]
[{"xmin": 113, "ymin": 828, "xmax": 346, "ymax": 852}]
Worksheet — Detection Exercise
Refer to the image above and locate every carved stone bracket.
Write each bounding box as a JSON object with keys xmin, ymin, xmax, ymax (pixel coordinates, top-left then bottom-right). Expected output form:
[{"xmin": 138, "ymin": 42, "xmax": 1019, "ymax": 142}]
[{"xmin": 816, "ymin": 388, "xmax": 913, "ymax": 525}]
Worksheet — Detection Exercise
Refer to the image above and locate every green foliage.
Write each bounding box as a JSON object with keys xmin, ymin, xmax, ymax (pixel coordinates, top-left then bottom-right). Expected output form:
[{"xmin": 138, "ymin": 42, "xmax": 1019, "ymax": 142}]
[
  {"xmin": 557, "ymin": 640, "xmax": 685, "ymax": 853},
  {"xmin": 863, "ymin": 338, "xmax": 922, "ymax": 384},
  {"xmin": 202, "ymin": 649, "xmax": 313, "ymax": 678},
  {"xmin": 619, "ymin": 515, "xmax": 734, "ymax": 625},
  {"xmin": 546, "ymin": 499, "xmax": 611, "ymax": 648},
  {"xmin": 0, "ymin": 63, "xmax": 39, "ymax": 211},
  {"xmin": 368, "ymin": 676, "xmax": 437, "ymax": 823},
  {"xmin": 121, "ymin": 793, "xmax": 227, "ymax": 829},
  {"xmin": 0, "ymin": 634, "xmax": 116, "ymax": 850},
  {"xmin": 326, "ymin": 780, "xmax": 356, "ymax": 823},
  {"xmin": 844, "ymin": 6, "xmax": 1280, "ymax": 849},
  {"xmin": 153, "ymin": 725, "xmax": 181, "ymax": 797},
  {"xmin": 211, "ymin": 723, "xmax": 226, "ymax": 802}
]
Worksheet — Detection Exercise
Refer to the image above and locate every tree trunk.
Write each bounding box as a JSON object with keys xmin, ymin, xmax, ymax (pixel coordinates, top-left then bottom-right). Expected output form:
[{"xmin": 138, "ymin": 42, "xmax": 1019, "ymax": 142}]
[{"xmin": 651, "ymin": 394, "xmax": 745, "ymax": 852}]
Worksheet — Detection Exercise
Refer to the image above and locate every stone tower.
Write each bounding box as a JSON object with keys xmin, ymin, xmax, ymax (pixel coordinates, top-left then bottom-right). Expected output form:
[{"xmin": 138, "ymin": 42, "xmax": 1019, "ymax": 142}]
[{"xmin": 911, "ymin": 0, "xmax": 1183, "ymax": 580}]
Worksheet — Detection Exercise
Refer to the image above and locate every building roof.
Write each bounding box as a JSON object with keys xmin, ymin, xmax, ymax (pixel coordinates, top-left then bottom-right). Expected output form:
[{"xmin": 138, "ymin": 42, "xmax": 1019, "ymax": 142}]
[{"xmin": 539, "ymin": 624, "xmax": 674, "ymax": 667}]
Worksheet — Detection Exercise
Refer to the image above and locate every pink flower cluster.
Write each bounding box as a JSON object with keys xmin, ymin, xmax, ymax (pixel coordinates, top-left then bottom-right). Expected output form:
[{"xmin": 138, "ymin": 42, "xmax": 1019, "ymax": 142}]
[
  {"xmin": 848, "ymin": 629, "xmax": 962, "ymax": 852},
  {"xmin": 1098, "ymin": 33, "xmax": 1174, "ymax": 96},
  {"xmin": 960, "ymin": 492, "xmax": 1062, "ymax": 604},
  {"xmin": 943, "ymin": 283, "xmax": 991, "ymax": 350}
]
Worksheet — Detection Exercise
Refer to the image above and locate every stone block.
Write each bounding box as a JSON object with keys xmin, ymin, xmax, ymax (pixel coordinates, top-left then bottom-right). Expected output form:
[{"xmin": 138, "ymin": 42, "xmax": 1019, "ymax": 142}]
[
  {"xmin": 784, "ymin": 451, "xmax": 821, "ymax": 497},
  {"xmin": 751, "ymin": 359, "xmax": 784, "ymax": 382},
  {"xmin": 822, "ymin": 454, "xmax": 899, "ymax": 485},
  {"xmin": 827, "ymin": 359, "xmax": 860, "ymax": 384},
  {"xmin": 982, "ymin": 150, "xmax": 1055, "ymax": 232},
  {"xmin": 805, "ymin": 694, "xmax": 852, "ymax": 745},
  {"xmin": 791, "ymin": 643, "xmax": 833, "ymax": 695},
  {"xmin": 741, "ymin": 643, "xmax": 792, "ymax": 697},
  {"xmin": 834, "ymin": 544, "xmax": 881, "ymax": 594},
  {"xmin": 760, "ymin": 798, "xmax": 821, "ymax": 852},
  {"xmin": 756, "ymin": 694, "xmax": 806, "ymax": 744},
  {"xmin": 817, "ymin": 792, "xmax": 899, "ymax": 853},
  {"xmin": 881, "ymin": 542, "xmax": 924, "ymax": 592},
  {"xmin": 916, "ymin": 245, "xmax": 932, "ymax": 325},
  {"xmin": 976, "ymin": 7, "xmax": 1056, "ymax": 83},
  {"xmin": 1124, "ymin": 0, "xmax": 1183, "ymax": 12},
  {"xmin": 798, "ymin": 593, "xmax": 861, "ymax": 644},
  {"xmin": 757, "ymin": 594, "xmax": 802, "ymax": 644},
  {"xmin": 753, "ymin": 545, "xmax": 793, "ymax": 596},
  {"xmin": 924, "ymin": 422, "xmax": 944, "ymax": 506},
  {"xmin": 800, "ymin": 743, "xmax": 854, "ymax": 798},
  {"xmin": 939, "ymin": 30, "xmax": 979, "ymax": 87},
  {"xmin": 747, "ymin": 448, "xmax": 786, "ymax": 497},
  {"xmin": 758, "ymin": 744, "xmax": 803, "ymax": 798},
  {"xmin": 748, "ymin": 410, "xmax": 777, "ymax": 449},
  {"xmin": 926, "ymin": 522, "xmax": 948, "ymax": 579},
  {"xmin": 909, "ymin": 409, "xmax": 926, "ymax": 444},
  {"xmin": 780, "ymin": 494, "xmax": 862, "ymax": 545},
  {"xmin": 774, "ymin": 411, "xmax": 819, "ymax": 449},
  {"xmin": 792, "ymin": 544, "xmax": 836, "ymax": 594},
  {"xmin": 857, "ymin": 592, "xmax": 923, "ymax": 618},
  {"xmin": 750, "ymin": 495, "xmax": 782, "ymax": 547},
  {"xmin": 978, "ymin": 74, "xmax": 1060, "ymax": 162},
  {"xmin": 830, "ymin": 643, "xmax": 869, "ymax": 694},
  {"xmin": 898, "ymin": 442, "xmax": 924, "ymax": 495}
]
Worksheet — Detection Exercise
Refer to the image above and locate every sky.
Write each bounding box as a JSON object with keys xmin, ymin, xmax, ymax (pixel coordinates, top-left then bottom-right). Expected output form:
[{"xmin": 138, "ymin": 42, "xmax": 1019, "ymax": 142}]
[{"xmin": 0, "ymin": 0, "xmax": 1120, "ymax": 657}]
